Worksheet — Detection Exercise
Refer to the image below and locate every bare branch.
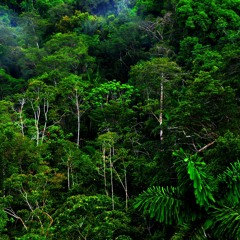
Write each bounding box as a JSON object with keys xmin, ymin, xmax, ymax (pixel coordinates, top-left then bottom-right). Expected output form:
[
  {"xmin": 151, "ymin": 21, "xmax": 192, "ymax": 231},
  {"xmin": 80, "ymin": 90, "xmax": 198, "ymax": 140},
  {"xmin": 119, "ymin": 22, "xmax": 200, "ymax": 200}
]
[
  {"xmin": 197, "ymin": 141, "xmax": 216, "ymax": 153},
  {"xmin": 4, "ymin": 208, "xmax": 28, "ymax": 231}
]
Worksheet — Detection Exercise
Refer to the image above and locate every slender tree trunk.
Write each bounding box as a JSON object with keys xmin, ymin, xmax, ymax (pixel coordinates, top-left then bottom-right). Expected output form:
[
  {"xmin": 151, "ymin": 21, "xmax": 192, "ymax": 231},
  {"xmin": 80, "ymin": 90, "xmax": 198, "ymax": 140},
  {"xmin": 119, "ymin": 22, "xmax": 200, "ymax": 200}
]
[
  {"xmin": 30, "ymin": 101, "xmax": 40, "ymax": 146},
  {"xmin": 75, "ymin": 90, "xmax": 80, "ymax": 147},
  {"xmin": 109, "ymin": 147, "xmax": 114, "ymax": 210},
  {"xmin": 19, "ymin": 98, "xmax": 25, "ymax": 137},
  {"xmin": 159, "ymin": 74, "xmax": 164, "ymax": 141},
  {"xmin": 35, "ymin": 107, "xmax": 40, "ymax": 146},
  {"xmin": 102, "ymin": 147, "xmax": 108, "ymax": 196},
  {"xmin": 41, "ymin": 98, "xmax": 49, "ymax": 144},
  {"xmin": 112, "ymin": 162, "xmax": 129, "ymax": 211}
]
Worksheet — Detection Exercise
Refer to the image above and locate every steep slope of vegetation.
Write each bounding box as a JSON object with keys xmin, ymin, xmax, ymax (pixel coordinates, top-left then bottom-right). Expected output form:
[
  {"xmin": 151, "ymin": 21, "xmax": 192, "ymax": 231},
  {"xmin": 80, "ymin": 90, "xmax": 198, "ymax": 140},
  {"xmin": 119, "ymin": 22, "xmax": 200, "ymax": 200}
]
[{"xmin": 0, "ymin": 0, "xmax": 239, "ymax": 239}]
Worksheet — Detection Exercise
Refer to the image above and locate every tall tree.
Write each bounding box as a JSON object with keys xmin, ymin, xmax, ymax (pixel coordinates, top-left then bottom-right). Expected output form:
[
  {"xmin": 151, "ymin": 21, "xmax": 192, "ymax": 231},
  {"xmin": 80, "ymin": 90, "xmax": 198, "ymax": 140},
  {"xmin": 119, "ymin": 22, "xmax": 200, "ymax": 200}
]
[
  {"xmin": 130, "ymin": 57, "xmax": 182, "ymax": 141},
  {"xmin": 59, "ymin": 74, "xmax": 90, "ymax": 147},
  {"xmin": 25, "ymin": 79, "xmax": 56, "ymax": 145}
]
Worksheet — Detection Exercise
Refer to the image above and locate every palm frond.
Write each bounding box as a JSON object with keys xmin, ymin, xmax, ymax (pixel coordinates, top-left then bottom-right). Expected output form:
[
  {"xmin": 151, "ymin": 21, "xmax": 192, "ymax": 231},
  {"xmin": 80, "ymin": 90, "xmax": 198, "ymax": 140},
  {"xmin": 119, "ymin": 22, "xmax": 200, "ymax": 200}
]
[
  {"xmin": 134, "ymin": 186, "xmax": 184, "ymax": 224},
  {"xmin": 218, "ymin": 160, "xmax": 240, "ymax": 204},
  {"xmin": 173, "ymin": 149, "xmax": 215, "ymax": 208},
  {"xmin": 206, "ymin": 205, "xmax": 240, "ymax": 239},
  {"xmin": 171, "ymin": 222, "xmax": 208, "ymax": 240},
  {"xmin": 187, "ymin": 157, "xmax": 215, "ymax": 207}
]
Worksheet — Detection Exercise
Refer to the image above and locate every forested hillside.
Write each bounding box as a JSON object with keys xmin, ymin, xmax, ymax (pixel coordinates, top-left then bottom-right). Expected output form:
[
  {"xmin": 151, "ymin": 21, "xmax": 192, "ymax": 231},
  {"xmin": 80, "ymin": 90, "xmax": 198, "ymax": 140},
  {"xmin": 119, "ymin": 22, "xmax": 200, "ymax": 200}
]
[{"xmin": 0, "ymin": 0, "xmax": 240, "ymax": 239}]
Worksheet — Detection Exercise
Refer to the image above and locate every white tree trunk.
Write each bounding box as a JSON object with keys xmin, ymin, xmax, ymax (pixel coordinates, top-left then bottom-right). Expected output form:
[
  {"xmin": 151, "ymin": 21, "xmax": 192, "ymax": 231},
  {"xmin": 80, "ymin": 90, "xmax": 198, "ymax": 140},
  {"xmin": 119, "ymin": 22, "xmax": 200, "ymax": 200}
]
[
  {"xmin": 159, "ymin": 74, "xmax": 164, "ymax": 141},
  {"xmin": 102, "ymin": 147, "xmax": 108, "ymax": 196},
  {"xmin": 30, "ymin": 101, "xmax": 41, "ymax": 146},
  {"xmin": 19, "ymin": 98, "xmax": 25, "ymax": 137},
  {"xmin": 41, "ymin": 98, "xmax": 49, "ymax": 144},
  {"xmin": 109, "ymin": 147, "xmax": 114, "ymax": 210},
  {"xmin": 159, "ymin": 82, "xmax": 163, "ymax": 141}
]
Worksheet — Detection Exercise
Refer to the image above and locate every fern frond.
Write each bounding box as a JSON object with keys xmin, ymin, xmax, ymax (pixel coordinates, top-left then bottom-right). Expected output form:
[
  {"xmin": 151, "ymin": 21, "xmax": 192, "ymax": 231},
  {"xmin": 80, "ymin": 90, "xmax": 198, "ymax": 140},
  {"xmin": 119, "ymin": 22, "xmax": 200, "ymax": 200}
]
[
  {"xmin": 134, "ymin": 186, "xmax": 184, "ymax": 224},
  {"xmin": 206, "ymin": 205, "xmax": 240, "ymax": 239},
  {"xmin": 171, "ymin": 222, "xmax": 208, "ymax": 240}
]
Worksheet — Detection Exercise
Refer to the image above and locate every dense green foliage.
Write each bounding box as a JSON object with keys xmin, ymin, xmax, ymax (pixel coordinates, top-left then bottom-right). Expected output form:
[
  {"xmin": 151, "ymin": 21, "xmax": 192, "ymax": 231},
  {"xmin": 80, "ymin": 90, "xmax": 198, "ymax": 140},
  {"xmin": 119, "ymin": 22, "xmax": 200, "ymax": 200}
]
[{"xmin": 0, "ymin": 0, "xmax": 240, "ymax": 239}]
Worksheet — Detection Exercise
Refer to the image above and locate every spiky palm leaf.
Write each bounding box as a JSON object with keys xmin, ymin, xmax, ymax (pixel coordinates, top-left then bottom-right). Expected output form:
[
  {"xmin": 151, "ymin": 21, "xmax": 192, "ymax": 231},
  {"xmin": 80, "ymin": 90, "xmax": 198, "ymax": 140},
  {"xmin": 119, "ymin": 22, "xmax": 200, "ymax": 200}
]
[
  {"xmin": 205, "ymin": 205, "xmax": 240, "ymax": 239},
  {"xmin": 201, "ymin": 161, "xmax": 240, "ymax": 239},
  {"xmin": 174, "ymin": 149, "xmax": 215, "ymax": 208},
  {"xmin": 218, "ymin": 160, "xmax": 240, "ymax": 205},
  {"xmin": 135, "ymin": 149, "xmax": 240, "ymax": 239},
  {"xmin": 134, "ymin": 186, "xmax": 186, "ymax": 224},
  {"xmin": 171, "ymin": 222, "xmax": 208, "ymax": 240},
  {"xmin": 187, "ymin": 158, "xmax": 215, "ymax": 207}
]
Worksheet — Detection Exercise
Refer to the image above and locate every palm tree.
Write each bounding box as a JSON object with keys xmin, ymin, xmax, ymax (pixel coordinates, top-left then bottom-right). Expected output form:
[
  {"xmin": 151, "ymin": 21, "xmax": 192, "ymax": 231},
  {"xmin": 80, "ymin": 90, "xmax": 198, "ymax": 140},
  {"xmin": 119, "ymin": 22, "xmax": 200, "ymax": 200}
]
[{"xmin": 134, "ymin": 148, "xmax": 240, "ymax": 239}]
